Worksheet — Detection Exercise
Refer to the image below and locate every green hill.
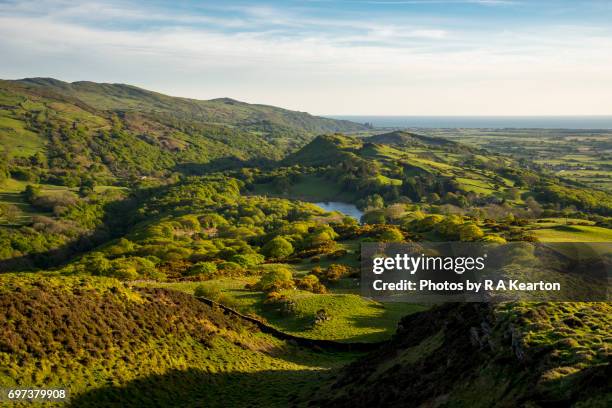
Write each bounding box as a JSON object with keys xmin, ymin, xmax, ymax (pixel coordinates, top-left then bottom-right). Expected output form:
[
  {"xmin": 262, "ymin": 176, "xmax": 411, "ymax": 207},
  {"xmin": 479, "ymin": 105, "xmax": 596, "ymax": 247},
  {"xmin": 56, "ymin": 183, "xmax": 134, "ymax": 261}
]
[
  {"xmin": 0, "ymin": 78, "xmax": 365, "ymax": 185},
  {"xmin": 280, "ymin": 133, "xmax": 518, "ymax": 206},
  {"xmin": 10, "ymin": 78, "xmax": 365, "ymax": 141},
  {"xmin": 283, "ymin": 134, "xmax": 363, "ymax": 167},
  {"xmin": 364, "ymin": 130, "xmax": 464, "ymax": 149},
  {"xmin": 0, "ymin": 274, "xmax": 354, "ymax": 407}
]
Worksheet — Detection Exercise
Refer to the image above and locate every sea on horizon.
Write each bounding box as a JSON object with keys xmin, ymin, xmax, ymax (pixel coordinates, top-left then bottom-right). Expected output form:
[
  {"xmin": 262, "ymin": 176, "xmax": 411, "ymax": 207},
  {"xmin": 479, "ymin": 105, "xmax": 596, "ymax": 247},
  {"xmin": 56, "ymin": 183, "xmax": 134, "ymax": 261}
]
[{"xmin": 327, "ymin": 115, "xmax": 612, "ymax": 130}]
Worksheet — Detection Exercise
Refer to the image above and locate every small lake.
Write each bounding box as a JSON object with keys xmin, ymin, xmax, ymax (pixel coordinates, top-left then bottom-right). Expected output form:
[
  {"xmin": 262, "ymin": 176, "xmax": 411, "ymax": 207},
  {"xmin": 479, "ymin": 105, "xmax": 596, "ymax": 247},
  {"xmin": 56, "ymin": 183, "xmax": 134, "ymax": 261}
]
[{"xmin": 315, "ymin": 202, "xmax": 363, "ymax": 221}]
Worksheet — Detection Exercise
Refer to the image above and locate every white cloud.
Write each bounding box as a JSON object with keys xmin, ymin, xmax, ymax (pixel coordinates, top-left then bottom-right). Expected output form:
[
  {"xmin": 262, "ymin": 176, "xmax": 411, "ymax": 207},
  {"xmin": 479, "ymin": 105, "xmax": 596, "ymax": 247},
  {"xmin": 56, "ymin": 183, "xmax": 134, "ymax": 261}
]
[{"xmin": 0, "ymin": 0, "xmax": 611, "ymax": 114}]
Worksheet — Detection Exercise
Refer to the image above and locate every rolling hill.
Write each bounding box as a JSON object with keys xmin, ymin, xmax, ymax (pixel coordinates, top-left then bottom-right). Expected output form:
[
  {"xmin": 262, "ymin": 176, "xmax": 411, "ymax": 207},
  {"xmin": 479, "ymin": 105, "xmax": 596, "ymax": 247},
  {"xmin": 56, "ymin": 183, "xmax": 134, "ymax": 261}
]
[
  {"xmin": 0, "ymin": 274, "xmax": 354, "ymax": 407},
  {"xmin": 0, "ymin": 78, "xmax": 366, "ymax": 184}
]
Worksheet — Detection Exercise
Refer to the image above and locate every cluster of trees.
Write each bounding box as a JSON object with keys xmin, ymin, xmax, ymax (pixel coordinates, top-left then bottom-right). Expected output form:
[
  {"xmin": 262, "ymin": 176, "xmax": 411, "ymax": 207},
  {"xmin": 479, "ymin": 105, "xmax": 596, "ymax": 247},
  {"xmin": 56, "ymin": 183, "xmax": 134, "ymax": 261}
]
[
  {"xmin": 58, "ymin": 177, "xmax": 346, "ymax": 281},
  {"xmin": 537, "ymin": 184, "xmax": 612, "ymax": 216},
  {"xmin": 403, "ymin": 214, "xmax": 497, "ymax": 241}
]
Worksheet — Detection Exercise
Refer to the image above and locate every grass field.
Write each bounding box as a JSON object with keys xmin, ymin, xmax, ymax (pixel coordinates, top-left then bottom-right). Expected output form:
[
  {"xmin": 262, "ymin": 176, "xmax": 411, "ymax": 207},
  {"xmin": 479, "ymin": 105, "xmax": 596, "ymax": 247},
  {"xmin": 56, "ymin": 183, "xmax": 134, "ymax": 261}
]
[
  {"xmin": 533, "ymin": 225, "xmax": 612, "ymax": 242},
  {"xmin": 140, "ymin": 278, "xmax": 426, "ymax": 343},
  {"xmin": 0, "ymin": 114, "xmax": 46, "ymax": 158},
  {"xmin": 418, "ymin": 128, "xmax": 612, "ymax": 193}
]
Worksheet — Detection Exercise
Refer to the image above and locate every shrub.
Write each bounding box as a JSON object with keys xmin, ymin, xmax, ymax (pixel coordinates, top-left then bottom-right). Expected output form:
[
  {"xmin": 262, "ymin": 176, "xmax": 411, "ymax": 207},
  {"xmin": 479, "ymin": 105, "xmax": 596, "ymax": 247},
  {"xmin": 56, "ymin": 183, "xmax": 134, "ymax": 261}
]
[
  {"xmin": 217, "ymin": 261, "xmax": 244, "ymax": 275},
  {"xmin": 323, "ymin": 264, "xmax": 353, "ymax": 282},
  {"xmin": 187, "ymin": 261, "xmax": 218, "ymax": 277},
  {"xmin": 326, "ymin": 249, "xmax": 348, "ymax": 260},
  {"xmin": 361, "ymin": 209, "xmax": 386, "ymax": 225},
  {"xmin": 255, "ymin": 267, "xmax": 294, "ymax": 292},
  {"xmin": 378, "ymin": 227, "xmax": 404, "ymax": 242},
  {"xmin": 230, "ymin": 253, "xmax": 265, "ymax": 267},
  {"xmin": 458, "ymin": 223, "xmax": 485, "ymax": 241},
  {"xmin": 297, "ymin": 274, "xmax": 327, "ymax": 294},
  {"xmin": 262, "ymin": 236, "xmax": 294, "ymax": 259},
  {"xmin": 263, "ymin": 291, "xmax": 283, "ymax": 304},
  {"xmin": 480, "ymin": 235, "xmax": 507, "ymax": 244}
]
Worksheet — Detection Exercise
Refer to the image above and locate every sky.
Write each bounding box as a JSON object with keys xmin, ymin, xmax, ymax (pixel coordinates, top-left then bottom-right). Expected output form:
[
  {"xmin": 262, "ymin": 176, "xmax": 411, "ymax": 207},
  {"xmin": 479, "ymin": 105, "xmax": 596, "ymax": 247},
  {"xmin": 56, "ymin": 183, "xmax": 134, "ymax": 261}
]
[{"xmin": 1, "ymin": 0, "xmax": 612, "ymax": 115}]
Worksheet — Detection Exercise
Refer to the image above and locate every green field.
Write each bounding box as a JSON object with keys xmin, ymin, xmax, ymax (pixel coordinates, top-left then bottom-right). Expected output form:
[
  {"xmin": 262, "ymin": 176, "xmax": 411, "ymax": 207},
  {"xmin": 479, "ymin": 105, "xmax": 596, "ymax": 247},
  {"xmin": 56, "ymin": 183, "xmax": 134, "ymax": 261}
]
[
  {"xmin": 0, "ymin": 114, "xmax": 46, "ymax": 158},
  {"xmin": 533, "ymin": 225, "xmax": 612, "ymax": 242},
  {"xmin": 141, "ymin": 278, "xmax": 426, "ymax": 343}
]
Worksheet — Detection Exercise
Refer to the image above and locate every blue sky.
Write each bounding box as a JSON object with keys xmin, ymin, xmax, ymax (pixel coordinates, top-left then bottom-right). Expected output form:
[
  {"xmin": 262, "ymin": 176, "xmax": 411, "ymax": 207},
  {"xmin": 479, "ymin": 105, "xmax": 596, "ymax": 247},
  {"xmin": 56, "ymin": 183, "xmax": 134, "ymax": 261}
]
[{"xmin": 1, "ymin": 0, "xmax": 611, "ymax": 114}]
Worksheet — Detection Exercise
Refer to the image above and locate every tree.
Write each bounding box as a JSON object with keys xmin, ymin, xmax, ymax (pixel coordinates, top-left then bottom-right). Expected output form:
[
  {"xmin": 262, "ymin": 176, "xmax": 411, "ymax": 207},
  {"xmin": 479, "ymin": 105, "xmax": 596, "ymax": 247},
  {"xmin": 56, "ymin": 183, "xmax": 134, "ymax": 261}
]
[
  {"xmin": 23, "ymin": 184, "xmax": 41, "ymax": 203},
  {"xmin": 187, "ymin": 261, "xmax": 218, "ymax": 277},
  {"xmin": 256, "ymin": 267, "xmax": 295, "ymax": 292},
  {"xmin": 525, "ymin": 196, "xmax": 542, "ymax": 218},
  {"xmin": 365, "ymin": 194, "xmax": 384, "ymax": 209},
  {"xmin": 427, "ymin": 192, "xmax": 441, "ymax": 203},
  {"xmin": 262, "ymin": 236, "xmax": 294, "ymax": 259},
  {"xmin": 230, "ymin": 253, "xmax": 264, "ymax": 267}
]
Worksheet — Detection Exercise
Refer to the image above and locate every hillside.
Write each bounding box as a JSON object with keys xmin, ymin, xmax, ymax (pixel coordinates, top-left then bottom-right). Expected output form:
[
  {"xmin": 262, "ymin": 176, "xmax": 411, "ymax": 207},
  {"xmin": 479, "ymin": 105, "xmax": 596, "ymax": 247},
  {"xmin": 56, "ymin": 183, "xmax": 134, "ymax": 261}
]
[
  {"xmin": 313, "ymin": 302, "xmax": 611, "ymax": 407},
  {"xmin": 277, "ymin": 133, "xmax": 612, "ymax": 215},
  {"xmin": 0, "ymin": 274, "xmax": 355, "ymax": 407},
  {"xmin": 364, "ymin": 130, "xmax": 464, "ymax": 149},
  {"xmin": 0, "ymin": 78, "xmax": 365, "ymax": 185}
]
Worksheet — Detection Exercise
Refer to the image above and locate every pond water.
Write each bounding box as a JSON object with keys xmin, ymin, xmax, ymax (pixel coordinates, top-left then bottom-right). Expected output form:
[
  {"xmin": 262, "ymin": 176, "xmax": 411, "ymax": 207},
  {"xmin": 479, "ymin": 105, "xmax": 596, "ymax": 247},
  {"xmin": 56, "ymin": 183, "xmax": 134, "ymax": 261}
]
[{"xmin": 315, "ymin": 201, "xmax": 363, "ymax": 221}]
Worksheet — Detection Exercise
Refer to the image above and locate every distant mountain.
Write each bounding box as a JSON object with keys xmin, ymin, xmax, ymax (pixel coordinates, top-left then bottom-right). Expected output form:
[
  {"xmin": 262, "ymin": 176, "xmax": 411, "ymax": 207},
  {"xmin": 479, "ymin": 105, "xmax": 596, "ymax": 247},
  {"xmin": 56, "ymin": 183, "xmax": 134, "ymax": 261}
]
[{"xmin": 0, "ymin": 78, "xmax": 365, "ymax": 183}]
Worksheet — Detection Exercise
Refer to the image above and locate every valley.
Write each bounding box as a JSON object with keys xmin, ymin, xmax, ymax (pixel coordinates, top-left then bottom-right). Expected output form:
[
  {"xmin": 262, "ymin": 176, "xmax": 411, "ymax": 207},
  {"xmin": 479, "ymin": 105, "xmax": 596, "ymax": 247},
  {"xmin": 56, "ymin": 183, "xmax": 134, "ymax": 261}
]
[{"xmin": 0, "ymin": 79, "xmax": 610, "ymax": 407}]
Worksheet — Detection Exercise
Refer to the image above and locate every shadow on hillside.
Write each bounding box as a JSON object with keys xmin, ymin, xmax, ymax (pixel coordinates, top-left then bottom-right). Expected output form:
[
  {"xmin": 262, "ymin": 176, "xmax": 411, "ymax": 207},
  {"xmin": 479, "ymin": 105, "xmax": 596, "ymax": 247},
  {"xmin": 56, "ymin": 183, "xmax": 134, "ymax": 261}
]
[
  {"xmin": 67, "ymin": 367, "xmax": 328, "ymax": 408},
  {"xmin": 174, "ymin": 156, "xmax": 277, "ymax": 175}
]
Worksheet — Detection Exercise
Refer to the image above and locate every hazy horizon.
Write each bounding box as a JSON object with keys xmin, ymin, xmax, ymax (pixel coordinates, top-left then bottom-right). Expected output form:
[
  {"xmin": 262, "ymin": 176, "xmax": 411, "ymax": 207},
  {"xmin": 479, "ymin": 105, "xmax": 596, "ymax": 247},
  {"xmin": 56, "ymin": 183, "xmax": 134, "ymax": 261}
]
[
  {"xmin": 328, "ymin": 114, "xmax": 612, "ymax": 129},
  {"xmin": 1, "ymin": 1, "xmax": 612, "ymax": 115}
]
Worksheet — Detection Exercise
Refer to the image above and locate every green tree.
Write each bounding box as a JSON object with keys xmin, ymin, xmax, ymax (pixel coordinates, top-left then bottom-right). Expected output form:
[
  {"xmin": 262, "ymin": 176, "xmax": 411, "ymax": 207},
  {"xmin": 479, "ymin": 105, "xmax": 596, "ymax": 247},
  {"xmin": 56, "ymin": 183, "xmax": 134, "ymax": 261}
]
[
  {"xmin": 262, "ymin": 236, "xmax": 294, "ymax": 259},
  {"xmin": 187, "ymin": 261, "xmax": 218, "ymax": 277},
  {"xmin": 256, "ymin": 267, "xmax": 294, "ymax": 292}
]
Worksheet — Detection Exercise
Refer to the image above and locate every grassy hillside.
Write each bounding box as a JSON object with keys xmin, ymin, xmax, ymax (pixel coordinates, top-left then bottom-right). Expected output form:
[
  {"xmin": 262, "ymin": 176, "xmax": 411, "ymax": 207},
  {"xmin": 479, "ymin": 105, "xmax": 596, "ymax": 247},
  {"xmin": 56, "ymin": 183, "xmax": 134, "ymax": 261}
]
[
  {"xmin": 279, "ymin": 133, "xmax": 523, "ymax": 209},
  {"xmin": 313, "ymin": 302, "xmax": 611, "ymax": 407},
  {"xmin": 0, "ymin": 274, "xmax": 358, "ymax": 407},
  {"xmin": 275, "ymin": 132, "xmax": 612, "ymax": 215},
  {"xmin": 140, "ymin": 278, "xmax": 425, "ymax": 343},
  {"xmin": 0, "ymin": 78, "xmax": 365, "ymax": 187}
]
